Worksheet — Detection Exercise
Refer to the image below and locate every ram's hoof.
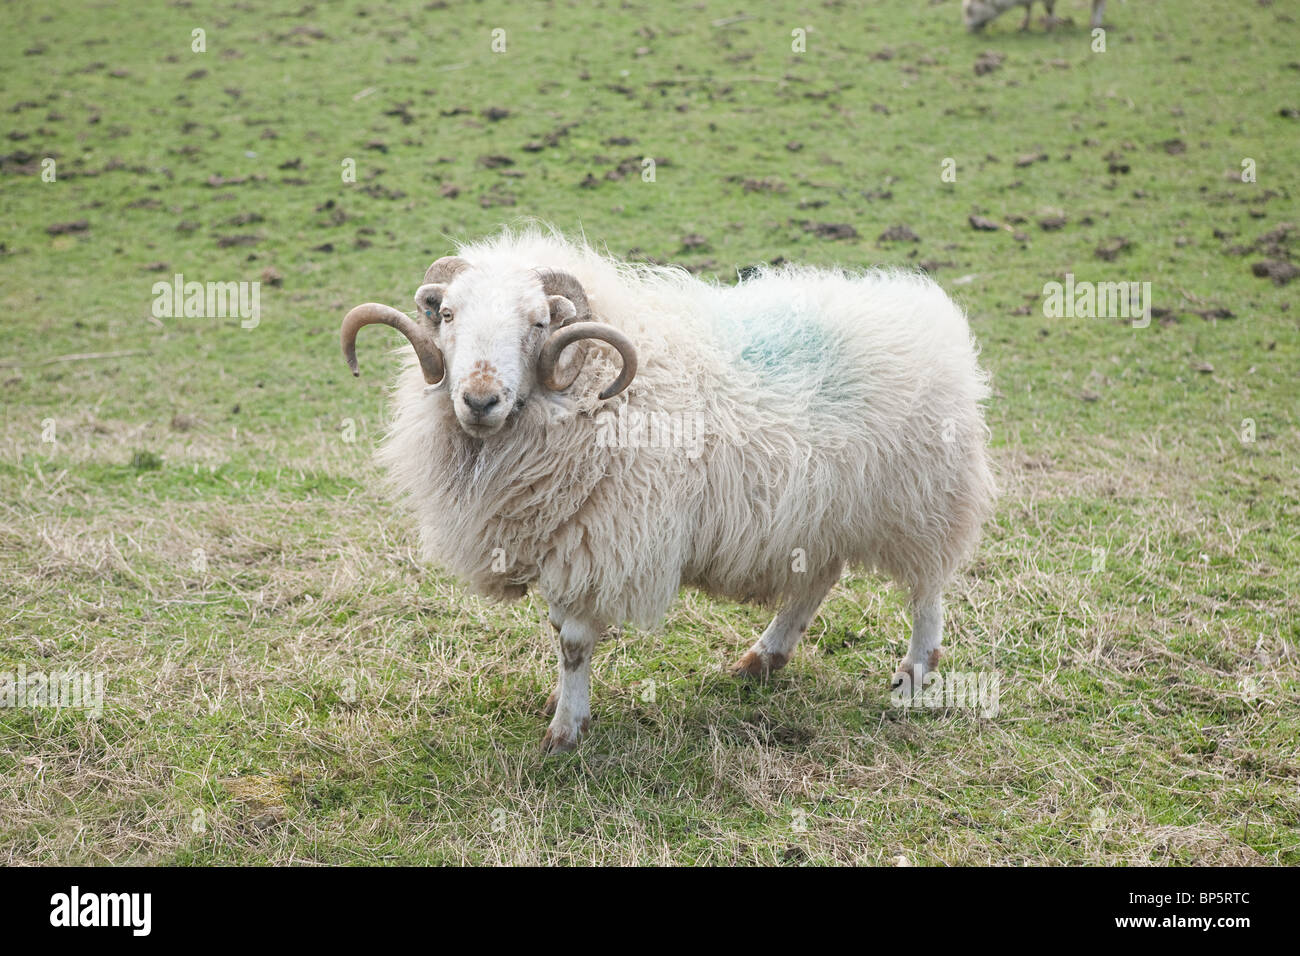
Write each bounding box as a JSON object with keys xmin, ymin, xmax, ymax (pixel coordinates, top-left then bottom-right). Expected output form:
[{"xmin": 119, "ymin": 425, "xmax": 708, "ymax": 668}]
[
  {"xmin": 889, "ymin": 669, "xmax": 917, "ymax": 694},
  {"xmin": 540, "ymin": 728, "xmax": 576, "ymax": 754},
  {"xmin": 890, "ymin": 647, "xmax": 943, "ymax": 691},
  {"xmin": 728, "ymin": 648, "xmax": 788, "ymax": 679},
  {"xmin": 540, "ymin": 717, "xmax": 589, "ymax": 755}
]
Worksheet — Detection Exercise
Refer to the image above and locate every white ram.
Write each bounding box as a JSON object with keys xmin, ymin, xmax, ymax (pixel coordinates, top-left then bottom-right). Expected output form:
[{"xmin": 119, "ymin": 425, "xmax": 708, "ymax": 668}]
[{"xmin": 341, "ymin": 229, "xmax": 996, "ymax": 753}]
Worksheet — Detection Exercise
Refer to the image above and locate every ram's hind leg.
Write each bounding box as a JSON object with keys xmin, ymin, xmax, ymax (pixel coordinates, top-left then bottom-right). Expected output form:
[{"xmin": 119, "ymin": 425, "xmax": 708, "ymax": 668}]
[
  {"xmin": 891, "ymin": 590, "xmax": 944, "ymax": 693},
  {"xmin": 730, "ymin": 562, "xmax": 843, "ymax": 679}
]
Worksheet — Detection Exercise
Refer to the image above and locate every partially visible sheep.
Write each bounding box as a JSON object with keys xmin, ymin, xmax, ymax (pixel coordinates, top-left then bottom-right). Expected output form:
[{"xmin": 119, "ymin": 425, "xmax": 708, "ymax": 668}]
[
  {"xmin": 962, "ymin": 0, "xmax": 1106, "ymax": 31},
  {"xmin": 340, "ymin": 229, "xmax": 996, "ymax": 754}
]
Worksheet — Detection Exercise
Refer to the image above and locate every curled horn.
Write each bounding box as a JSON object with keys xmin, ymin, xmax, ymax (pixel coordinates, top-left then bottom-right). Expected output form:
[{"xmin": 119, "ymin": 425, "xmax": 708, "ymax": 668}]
[
  {"xmin": 340, "ymin": 304, "xmax": 444, "ymax": 385},
  {"xmin": 535, "ymin": 270, "xmax": 636, "ymax": 400},
  {"xmin": 538, "ymin": 325, "xmax": 638, "ymax": 401},
  {"xmin": 339, "ymin": 256, "xmax": 470, "ymax": 386}
]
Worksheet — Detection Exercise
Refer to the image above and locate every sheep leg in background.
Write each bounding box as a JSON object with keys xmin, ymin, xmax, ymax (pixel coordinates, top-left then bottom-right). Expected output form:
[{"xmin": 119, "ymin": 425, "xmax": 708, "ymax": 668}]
[
  {"xmin": 542, "ymin": 612, "xmax": 602, "ymax": 754},
  {"xmin": 891, "ymin": 592, "xmax": 944, "ymax": 692},
  {"xmin": 1091, "ymin": 0, "xmax": 1106, "ymax": 29},
  {"xmin": 1020, "ymin": 1, "xmax": 1033, "ymax": 30},
  {"xmin": 1043, "ymin": 0, "xmax": 1058, "ymax": 29},
  {"xmin": 730, "ymin": 562, "xmax": 843, "ymax": 678}
]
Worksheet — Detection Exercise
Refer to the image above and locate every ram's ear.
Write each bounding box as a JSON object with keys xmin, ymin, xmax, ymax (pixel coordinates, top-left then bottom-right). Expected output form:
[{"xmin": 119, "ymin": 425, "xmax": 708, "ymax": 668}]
[
  {"xmin": 546, "ymin": 294, "xmax": 578, "ymax": 327},
  {"xmin": 415, "ymin": 283, "xmax": 449, "ymax": 320}
]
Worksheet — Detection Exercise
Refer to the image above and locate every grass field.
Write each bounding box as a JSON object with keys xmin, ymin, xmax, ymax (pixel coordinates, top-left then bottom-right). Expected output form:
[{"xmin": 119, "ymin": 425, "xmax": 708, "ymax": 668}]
[{"xmin": 1, "ymin": 0, "xmax": 1297, "ymax": 865}]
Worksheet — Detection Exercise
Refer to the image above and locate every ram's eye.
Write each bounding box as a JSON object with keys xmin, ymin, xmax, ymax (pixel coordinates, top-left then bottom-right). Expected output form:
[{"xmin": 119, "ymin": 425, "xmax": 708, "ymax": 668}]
[
  {"xmin": 440, "ymin": 307, "xmax": 453, "ymax": 322},
  {"xmin": 533, "ymin": 322, "xmax": 547, "ymax": 330}
]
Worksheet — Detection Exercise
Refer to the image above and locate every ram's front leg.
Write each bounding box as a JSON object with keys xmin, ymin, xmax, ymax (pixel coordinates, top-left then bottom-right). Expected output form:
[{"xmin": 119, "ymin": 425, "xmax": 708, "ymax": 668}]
[
  {"xmin": 542, "ymin": 605, "xmax": 564, "ymax": 717},
  {"xmin": 541, "ymin": 612, "xmax": 601, "ymax": 754}
]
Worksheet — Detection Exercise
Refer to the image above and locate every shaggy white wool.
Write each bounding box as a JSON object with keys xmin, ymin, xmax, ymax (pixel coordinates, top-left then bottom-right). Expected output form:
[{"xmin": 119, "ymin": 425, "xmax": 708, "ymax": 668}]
[{"xmin": 377, "ymin": 228, "xmax": 996, "ymax": 632}]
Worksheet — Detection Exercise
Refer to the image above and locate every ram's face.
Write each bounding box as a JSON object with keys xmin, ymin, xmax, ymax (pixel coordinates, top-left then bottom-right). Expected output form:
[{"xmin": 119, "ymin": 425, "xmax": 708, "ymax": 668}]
[
  {"xmin": 415, "ymin": 267, "xmax": 578, "ymax": 439},
  {"xmin": 339, "ymin": 256, "xmax": 636, "ymax": 440},
  {"xmin": 961, "ymin": 0, "xmax": 995, "ymax": 30}
]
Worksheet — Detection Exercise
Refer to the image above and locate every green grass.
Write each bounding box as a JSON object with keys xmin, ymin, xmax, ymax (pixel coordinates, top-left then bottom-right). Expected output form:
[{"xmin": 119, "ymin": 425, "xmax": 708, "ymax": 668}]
[{"xmin": 1, "ymin": 0, "xmax": 1297, "ymax": 865}]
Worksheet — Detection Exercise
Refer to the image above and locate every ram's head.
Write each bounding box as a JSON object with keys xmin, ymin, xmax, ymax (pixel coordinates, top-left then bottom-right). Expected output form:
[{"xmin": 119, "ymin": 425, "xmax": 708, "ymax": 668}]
[{"xmin": 340, "ymin": 257, "xmax": 637, "ymax": 438}]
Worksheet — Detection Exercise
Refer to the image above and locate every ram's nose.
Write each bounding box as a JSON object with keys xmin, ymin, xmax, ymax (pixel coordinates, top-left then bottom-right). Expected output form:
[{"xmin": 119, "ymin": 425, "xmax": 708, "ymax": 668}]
[{"xmin": 461, "ymin": 390, "xmax": 503, "ymax": 418}]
